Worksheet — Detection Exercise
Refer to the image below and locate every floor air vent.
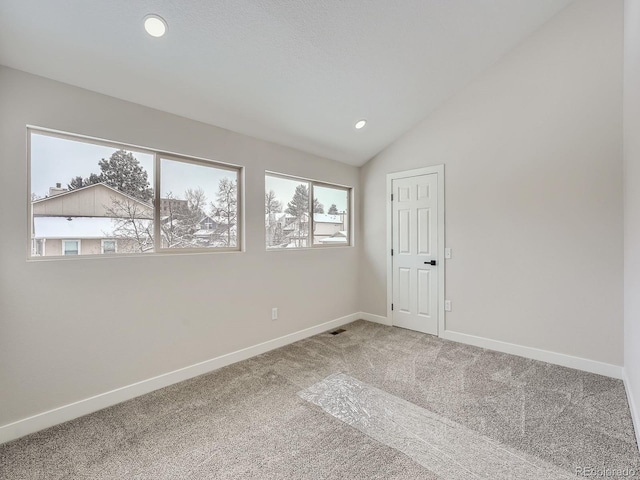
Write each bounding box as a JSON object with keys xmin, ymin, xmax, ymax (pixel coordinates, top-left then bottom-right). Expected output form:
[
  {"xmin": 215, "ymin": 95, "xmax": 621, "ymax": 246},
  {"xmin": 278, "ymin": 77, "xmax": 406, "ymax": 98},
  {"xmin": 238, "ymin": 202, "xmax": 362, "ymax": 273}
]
[{"xmin": 330, "ymin": 328, "xmax": 346, "ymax": 335}]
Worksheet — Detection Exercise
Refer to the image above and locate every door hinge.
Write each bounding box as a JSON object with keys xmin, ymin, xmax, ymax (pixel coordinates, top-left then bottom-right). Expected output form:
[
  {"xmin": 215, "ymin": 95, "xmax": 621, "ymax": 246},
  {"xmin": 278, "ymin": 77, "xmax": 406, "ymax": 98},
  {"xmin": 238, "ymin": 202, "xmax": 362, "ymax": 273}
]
[
  {"xmin": 391, "ymin": 194, "xmax": 394, "ymax": 201},
  {"xmin": 391, "ymin": 304, "xmax": 394, "ymax": 311},
  {"xmin": 391, "ymin": 249, "xmax": 394, "ymax": 256}
]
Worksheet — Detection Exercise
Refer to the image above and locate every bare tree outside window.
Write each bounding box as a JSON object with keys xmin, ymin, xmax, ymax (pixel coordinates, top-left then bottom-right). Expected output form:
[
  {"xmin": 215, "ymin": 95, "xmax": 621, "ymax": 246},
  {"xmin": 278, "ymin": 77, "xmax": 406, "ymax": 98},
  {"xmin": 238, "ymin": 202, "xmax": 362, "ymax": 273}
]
[
  {"xmin": 106, "ymin": 197, "xmax": 154, "ymax": 253},
  {"xmin": 160, "ymin": 158, "xmax": 238, "ymax": 250},
  {"xmin": 265, "ymin": 189, "xmax": 283, "ymax": 247},
  {"xmin": 213, "ymin": 177, "xmax": 238, "ymax": 248}
]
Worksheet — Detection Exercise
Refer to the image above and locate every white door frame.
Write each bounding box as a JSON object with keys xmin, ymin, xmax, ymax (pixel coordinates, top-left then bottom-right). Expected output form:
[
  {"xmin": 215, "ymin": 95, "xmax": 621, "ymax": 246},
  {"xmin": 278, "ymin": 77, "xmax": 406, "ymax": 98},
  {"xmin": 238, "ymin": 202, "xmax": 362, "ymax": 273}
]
[{"xmin": 386, "ymin": 165, "xmax": 445, "ymax": 336}]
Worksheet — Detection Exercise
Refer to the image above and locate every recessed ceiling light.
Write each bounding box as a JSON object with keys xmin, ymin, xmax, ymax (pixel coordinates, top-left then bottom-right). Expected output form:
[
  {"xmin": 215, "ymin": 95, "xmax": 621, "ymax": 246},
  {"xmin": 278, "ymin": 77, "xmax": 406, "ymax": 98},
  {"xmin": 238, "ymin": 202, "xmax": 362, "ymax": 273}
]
[
  {"xmin": 144, "ymin": 14, "xmax": 167, "ymax": 38},
  {"xmin": 355, "ymin": 119, "xmax": 367, "ymax": 130}
]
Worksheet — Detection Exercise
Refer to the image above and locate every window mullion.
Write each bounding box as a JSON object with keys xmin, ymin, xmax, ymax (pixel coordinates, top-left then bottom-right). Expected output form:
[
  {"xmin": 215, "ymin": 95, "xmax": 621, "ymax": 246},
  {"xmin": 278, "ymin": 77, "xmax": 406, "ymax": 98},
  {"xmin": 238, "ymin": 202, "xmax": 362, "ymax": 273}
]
[
  {"xmin": 154, "ymin": 153, "xmax": 161, "ymax": 252},
  {"xmin": 310, "ymin": 182, "xmax": 315, "ymax": 248}
]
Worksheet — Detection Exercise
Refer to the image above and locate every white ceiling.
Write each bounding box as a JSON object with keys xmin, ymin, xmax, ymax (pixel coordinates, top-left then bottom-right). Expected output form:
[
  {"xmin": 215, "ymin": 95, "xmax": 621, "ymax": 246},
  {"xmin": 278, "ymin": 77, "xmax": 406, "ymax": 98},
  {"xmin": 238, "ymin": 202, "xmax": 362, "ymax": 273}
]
[{"xmin": 0, "ymin": 0, "xmax": 574, "ymax": 166}]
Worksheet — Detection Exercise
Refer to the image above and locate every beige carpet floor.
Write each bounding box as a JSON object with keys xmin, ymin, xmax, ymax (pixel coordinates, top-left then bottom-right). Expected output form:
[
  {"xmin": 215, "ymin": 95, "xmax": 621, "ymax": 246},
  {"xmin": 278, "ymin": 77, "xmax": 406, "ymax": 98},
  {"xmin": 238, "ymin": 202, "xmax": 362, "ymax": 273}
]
[{"xmin": 1, "ymin": 320, "xmax": 638, "ymax": 479}]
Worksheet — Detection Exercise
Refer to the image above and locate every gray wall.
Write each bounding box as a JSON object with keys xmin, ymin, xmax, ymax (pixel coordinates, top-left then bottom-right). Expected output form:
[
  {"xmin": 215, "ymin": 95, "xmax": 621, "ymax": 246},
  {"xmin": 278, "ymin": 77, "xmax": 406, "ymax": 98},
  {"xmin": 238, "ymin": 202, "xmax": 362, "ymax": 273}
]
[
  {"xmin": 624, "ymin": 0, "xmax": 640, "ymax": 436},
  {"xmin": 359, "ymin": 0, "xmax": 624, "ymax": 365},
  {"xmin": 0, "ymin": 66, "xmax": 360, "ymax": 426}
]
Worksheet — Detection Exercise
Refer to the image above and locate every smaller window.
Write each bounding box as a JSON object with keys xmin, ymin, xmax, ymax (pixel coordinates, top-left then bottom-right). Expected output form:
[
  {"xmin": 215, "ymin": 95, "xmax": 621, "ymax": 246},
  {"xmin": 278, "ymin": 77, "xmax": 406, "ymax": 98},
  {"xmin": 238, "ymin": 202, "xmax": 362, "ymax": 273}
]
[
  {"xmin": 63, "ymin": 240, "xmax": 80, "ymax": 256},
  {"xmin": 101, "ymin": 239, "xmax": 117, "ymax": 254},
  {"xmin": 265, "ymin": 173, "xmax": 351, "ymax": 249}
]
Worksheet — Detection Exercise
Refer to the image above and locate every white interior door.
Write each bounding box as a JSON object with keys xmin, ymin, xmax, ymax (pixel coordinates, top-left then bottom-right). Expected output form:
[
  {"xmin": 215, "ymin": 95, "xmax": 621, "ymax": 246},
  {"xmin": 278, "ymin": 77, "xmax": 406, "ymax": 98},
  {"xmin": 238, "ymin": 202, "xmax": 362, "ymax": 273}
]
[{"xmin": 392, "ymin": 174, "xmax": 439, "ymax": 335}]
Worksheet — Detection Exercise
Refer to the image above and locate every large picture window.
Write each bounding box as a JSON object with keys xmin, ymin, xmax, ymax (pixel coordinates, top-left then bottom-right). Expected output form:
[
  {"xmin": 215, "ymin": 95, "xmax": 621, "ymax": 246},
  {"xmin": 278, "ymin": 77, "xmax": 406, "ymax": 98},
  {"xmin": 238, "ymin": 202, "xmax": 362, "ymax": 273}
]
[
  {"xmin": 265, "ymin": 173, "xmax": 351, "ymax": 249},
  {"xmin": 29, "ymin": 129, "xmax": 242, "ymax": 258}
]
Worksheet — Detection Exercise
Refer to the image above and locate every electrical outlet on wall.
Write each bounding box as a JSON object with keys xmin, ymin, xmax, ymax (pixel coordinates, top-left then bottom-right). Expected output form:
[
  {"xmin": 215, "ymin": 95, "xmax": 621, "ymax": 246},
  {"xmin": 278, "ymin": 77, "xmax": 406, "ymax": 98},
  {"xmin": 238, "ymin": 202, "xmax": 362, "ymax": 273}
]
[
  {"xmin": 444, "ymin": 300, "xmax": 452, "ymax": 312},
  {"xmin": 272, "ymin": 308, "xmax": 278, "ymax": 321}
]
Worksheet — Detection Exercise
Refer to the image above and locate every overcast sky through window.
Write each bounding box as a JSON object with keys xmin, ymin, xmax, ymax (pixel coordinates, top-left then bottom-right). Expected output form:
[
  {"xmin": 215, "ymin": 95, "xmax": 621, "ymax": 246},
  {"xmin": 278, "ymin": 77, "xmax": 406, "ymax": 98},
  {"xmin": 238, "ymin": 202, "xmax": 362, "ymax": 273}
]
[
  {"xmin": 265, "ymin": 175, "xmax": 348, "ymax": 213},
  {"xmin": 31, "ymin": 133, "xmax": 236, "ymax": 207},
  {"xmin": 160, "ymin": 158, "xmax": 235, "ymax": 206},
  {"xmin": 31, "ymin": 133, "xmax": 154, "ymax": 199},
  {"xmin": 31, "ymin": 133, "xmax": 348, "ymax": 214}
]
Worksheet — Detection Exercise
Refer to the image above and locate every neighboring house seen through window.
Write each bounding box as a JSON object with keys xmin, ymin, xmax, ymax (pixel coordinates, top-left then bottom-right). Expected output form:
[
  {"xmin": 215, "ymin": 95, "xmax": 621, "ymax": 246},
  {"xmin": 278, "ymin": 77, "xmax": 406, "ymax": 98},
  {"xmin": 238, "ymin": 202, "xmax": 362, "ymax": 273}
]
[
  {"xmin": 29, "ymin": 129, "xmax": 242, "ymax": 258},
  {"xmin": 265, "ymin": 173, "xmax": 351, "ymax": 249}
]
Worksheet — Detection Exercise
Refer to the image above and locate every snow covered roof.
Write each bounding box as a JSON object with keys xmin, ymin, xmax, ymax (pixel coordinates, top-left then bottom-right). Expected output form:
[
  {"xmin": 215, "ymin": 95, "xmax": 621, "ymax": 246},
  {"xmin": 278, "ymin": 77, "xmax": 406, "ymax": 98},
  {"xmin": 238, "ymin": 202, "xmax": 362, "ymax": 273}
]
[
  {"xmin": 198, "ymin": 215, "xmax": 216, "ymax": 224},
  {"xmin": 33, "ymin": 216, "xmax": 151, "ymax": 239},
  {"xmin": 314, "ymin": 213, "xmax": 343, "ymax": 223},
  {"xmin": 194, "ymin": 224, "xmax": 232, "ymax": 237},
  {"xmin": 319, "ymin": 231, "xmax": 348, "ymax": 243}
]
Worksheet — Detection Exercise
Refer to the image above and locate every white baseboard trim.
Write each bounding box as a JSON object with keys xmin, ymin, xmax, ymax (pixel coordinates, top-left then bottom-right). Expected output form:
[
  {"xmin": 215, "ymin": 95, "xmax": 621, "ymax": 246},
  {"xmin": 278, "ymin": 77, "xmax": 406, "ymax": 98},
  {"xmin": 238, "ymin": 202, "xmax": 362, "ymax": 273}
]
[
  {"xmin": 359, "ymin": 312, "xmax": 392, "ymax": 326},
  {"xmin": 0, "ymin": 312, "xmax": 360, "ymax": 445},
  {"xmin": 442, "ymin": 330, "xmax": 623, "ymax": 379},
  {"xmin": 623, "ymin": 369, "xmax": 640, "ymax": 451}
]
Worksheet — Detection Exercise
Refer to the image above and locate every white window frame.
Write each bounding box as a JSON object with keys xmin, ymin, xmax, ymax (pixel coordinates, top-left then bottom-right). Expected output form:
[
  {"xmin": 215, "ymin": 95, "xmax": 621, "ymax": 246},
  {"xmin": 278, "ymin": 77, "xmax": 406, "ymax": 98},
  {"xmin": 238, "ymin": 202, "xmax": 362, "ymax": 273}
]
[
  {"xmin": 101, "ymin": 239, "xmax": 117, "ymax": 254},
  {"xmin": 265, "ymin": 171, "xmax": 352, "ymax": 250},
  {"xmin": 27, "ymin": 126, "xmax": 244, "ymax": 260},
  {"xmin": 62, "ymin": 239, "xmax": 81, "ymax": 256}
]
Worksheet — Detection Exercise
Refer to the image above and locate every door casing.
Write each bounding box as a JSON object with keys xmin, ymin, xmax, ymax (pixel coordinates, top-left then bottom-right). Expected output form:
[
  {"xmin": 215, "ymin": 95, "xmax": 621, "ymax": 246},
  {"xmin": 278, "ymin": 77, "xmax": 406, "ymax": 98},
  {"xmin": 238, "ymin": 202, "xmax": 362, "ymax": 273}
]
[{"xmin": 386, "ymin": 165, "xmax": 445, "ymax": 336}]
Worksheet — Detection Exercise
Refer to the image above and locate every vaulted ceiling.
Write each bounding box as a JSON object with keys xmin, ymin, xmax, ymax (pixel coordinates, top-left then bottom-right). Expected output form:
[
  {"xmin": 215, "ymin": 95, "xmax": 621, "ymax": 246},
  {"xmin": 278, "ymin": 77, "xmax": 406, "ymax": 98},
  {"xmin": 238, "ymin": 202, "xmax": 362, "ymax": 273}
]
[{"xmin": 0, "ymin": 0, "xmax": 574, "ymax": 165}]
